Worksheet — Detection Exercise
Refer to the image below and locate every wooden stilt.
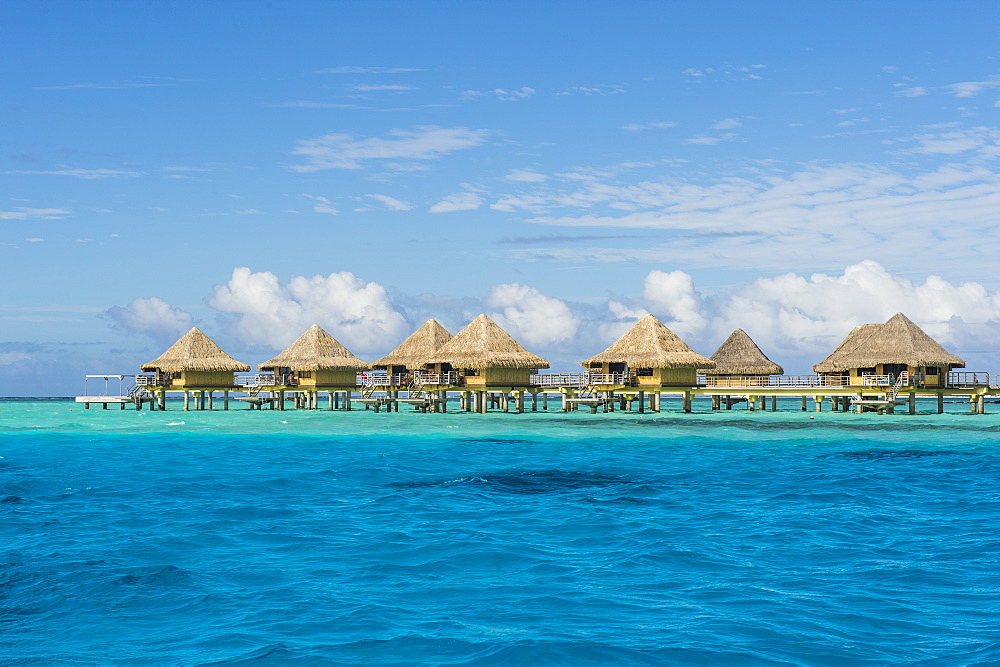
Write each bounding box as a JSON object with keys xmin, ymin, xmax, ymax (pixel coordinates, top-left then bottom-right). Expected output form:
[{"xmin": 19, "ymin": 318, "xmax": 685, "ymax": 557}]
[
  {"xmin": 184, "ymin": 391, "xmax": 190, "ymax": 411},
  {"xmin": 937, "ymin": 393, "xmax": 944, "ymax": 414}
]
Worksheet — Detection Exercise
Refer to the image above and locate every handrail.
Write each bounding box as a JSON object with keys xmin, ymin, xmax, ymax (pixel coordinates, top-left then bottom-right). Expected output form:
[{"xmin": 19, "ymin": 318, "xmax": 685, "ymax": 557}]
[{"xmin": 699, "ymin": 374, "xmax": 852, "ymax": 388}]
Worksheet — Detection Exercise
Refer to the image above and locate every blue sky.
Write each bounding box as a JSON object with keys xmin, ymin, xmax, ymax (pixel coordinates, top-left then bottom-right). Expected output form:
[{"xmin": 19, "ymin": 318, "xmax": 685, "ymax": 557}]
[{"xmin": 4, "ymin": 0, "xmax": 1000, "ymax": 395}]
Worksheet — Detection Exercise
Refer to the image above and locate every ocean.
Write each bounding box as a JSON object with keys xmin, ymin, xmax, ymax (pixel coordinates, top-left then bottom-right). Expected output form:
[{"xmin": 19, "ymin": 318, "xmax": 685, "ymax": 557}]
[{"xmin": 2, "ymin": 398, "xmax": 1000, "ymax": 664}]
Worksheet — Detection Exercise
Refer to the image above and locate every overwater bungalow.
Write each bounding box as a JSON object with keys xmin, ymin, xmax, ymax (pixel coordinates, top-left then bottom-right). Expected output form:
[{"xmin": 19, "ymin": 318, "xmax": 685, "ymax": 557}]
[
  {"xmin": 371, "ymin": 319, "xmax": 453, "ymax": 382},
  {"xmin": 257, "ymin": 324, "xmax": 369, "ymax": 409},
  {"xmin": 813, "ymin": 312, "xmax": 964, "ymax": 388},
  {"xmin": 582, "ymin": 314, "xmax": 715, "ymax": 388},
  {"xmin": 425, "ymin": 314, "xmax": 549, "ymax": 387},
  {"xmin": 422, "ymin": 314, "xmax": 549, "ymax": 413},
  {"xmin": 700, "ymin": 329, "xmax": 783, "ymax": 387},
  {"xmin": 140, "ymin": 327, "xmax": 250, "ymax": 410}
]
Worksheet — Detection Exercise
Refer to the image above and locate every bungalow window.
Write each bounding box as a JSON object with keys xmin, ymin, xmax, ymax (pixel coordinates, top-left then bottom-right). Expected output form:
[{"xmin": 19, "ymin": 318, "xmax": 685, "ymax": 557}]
[
  {"xmin": 926, "ymin": 367, "xmax": 939, "ymax": 376},
  {"xmin": 636, "ymin": 368, "xmax": 653, "ymax": 376},
  {"xmin": 298, "ymin": 371, "xmax": 312, "ymax": 379},
  {"xmin": 608, "ymin": 363, "xmax": 626, "ymax": 374},
  {"xmin": 857, "ymin": 367, "xmax": 876, "ymax": 375},
  {"xmin": 464, "ymin": 369, "xmax": 479, "ymax": 377}
]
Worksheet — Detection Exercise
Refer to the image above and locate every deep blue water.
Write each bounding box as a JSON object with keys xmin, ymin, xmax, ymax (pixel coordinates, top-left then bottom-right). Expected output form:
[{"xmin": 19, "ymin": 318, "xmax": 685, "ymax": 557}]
[{"xmin": 3, "ymin": 400, "xmax": 1000, "ymax": 664}]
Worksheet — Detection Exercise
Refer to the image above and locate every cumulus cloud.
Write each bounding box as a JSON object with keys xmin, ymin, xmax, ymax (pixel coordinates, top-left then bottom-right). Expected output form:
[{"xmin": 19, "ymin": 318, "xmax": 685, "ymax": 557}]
[
  {"xmin": 290, "ymin": 126, "xmax": 490, "ymax": 171},
  {"xmin": 608, "ymin": 261, "xmax": 1000, "ymax": 370},
  {"xmin": 430, "ymin": 192, "xmax": 483, "ymax": 213},
  {"xmin": 643, "ymin": 270, "xmax": 708, "ymax": 338},
  {"xmin": 103, "ymin": 297, "xmax": 195, "ymax": 343},
  {"xmin": 946, "ymin": 80, "xmax": 1000, "ymax": 98},
  {"xmin": 486, "ymin": 283, "xmax": 579, "ymax": 348},
  {"xmin": 206, "ymin": 267, "xmax": 408, "ymax": 353}
]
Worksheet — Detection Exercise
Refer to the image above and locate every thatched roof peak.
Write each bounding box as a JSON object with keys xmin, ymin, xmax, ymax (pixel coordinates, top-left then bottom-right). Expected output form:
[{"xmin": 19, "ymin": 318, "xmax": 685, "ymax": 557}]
[
  {"xmin": 141, "ymin": 327, "xmax": 250, "ymax": 373},
  {"xmin": 813, "ymin": 313, "xmax": 964, "ymax": 372},
  {"xmin": 582, "ymin": 313, "xmax": 715, "ymax": 369},
  {"xmin": 426, "ymin": 314, "xmax": 550, "ymax": 369},
  {"xmin": 372, "ymin": 319, "xmax": 453, "ymax": 369},
  {"xmin": 701, "ymin": 329, "xmax": 783, "ymax": 375},
  {"xmin": 258, "ymin": 324, "xmax": 369, "ymax": 371}
]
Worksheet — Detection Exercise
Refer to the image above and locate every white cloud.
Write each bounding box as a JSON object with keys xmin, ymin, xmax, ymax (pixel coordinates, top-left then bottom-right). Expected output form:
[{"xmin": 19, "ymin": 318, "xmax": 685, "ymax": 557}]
[
  {"xmin": 318, "ymin": 66, "xmax": 423, "ymax": 74},
  {"xmin": 622, "ymin": 121, "xmax": 678, "ymax": 131},
  {"xmin": 486, "ymin": 283, "xmax": 579, "ymax": 347},
  {"xmin": 25, "ymin": 237, "xmax": 44, "ymax": 242},
  {"xmin": 290, "ymin": 126, "xmax": 489, "ymax": 171},
  {"xmin": 895, "ymin": 86, "xmax": 928, "ymax": 97},
  {"xmin": 504, "ymin": 169, "xmax": 548, "ymax": 182},
  {"xmin": 556, "ymin": 86, "xmax": 625, "ymax": 96},
  {"xmin": 352, "ymin": 84, "xmax": 415, "ymax": 92},
  {"xmin": 905, "ymin": 126, "xmax": 1000, "ymax": 157},
  {"xmin": 712, "ymin": 118, "xmax": 742, "ymax": 130},
  {"xmin": 682, "ymin": 133, "xmax": 737, "ymax": 145},
  {"xmin": 367, "ymin": 194, "xmax": 413, "ymax": 211},
  {"xmin": 4, "ymin": 168, "xmax": 137, "ymax": 179},
  {"xmin": 0, "ymin": 207, "xmax": 70, "ymax": 220},
  {"xmin": 947, "ymin": 80, "xmax": 1000, "ymax": 98},
  {"xmin": 103, "ymin": 297, "xmax": 195, "ymax": 344},
  {"xmin": 429, "ymin": 192, "xmax": 483, "ymax": 213},
  {"xmin": 234, "ymin": 209, "xmax": 265, "ymax": 215},
  {"xmin": 643, "ymin": 270, "xmax": 708, "ymax": 338},
  {"xmin": 463, "ymin": 87, "xmax": 535, "ymax": 101},
  {"xmin": 300, "ymin": 194, "xmax": 339, "ymax": 215},
  {"xmin": 206, "ymin": 267, "xmax": 408, "ymax": 353}
]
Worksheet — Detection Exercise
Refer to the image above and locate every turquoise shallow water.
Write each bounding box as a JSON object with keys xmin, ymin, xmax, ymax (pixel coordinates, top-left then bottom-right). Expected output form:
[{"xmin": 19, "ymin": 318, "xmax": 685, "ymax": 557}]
[{"xmin": 3, "ymin": 398, "xmax": 1000, "ymax": 664}]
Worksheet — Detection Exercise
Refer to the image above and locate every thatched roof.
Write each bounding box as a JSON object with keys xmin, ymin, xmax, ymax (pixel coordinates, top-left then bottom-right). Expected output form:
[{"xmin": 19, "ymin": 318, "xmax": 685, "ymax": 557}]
[
  {"xmin": 371, "ymin": 319, "xmax": 453, "ymax": 369},
  {"xmin": 813, "ymin": 313, "xmax": 964, "ymax": 372},
  {"xmin": 141, "ymin": 327, "xmax": 250, "ymax": 373},
  {"xmin": 425, "ymin": 314, "xmax": 550, "ymax": 369},
  {"xmin": 582, "ymin": 314, "xmax": 715, "ymax": 369},
  {"xmin": 701, "ymin": 329, "xmax": 783, "ymax": 375},
  {"xmin": 812, "ymin": 323, "xmax": 881, "ymax": 373},
  {"xmin": 257, "ymin": 324, "xmax": 370, "ymax": 372}
]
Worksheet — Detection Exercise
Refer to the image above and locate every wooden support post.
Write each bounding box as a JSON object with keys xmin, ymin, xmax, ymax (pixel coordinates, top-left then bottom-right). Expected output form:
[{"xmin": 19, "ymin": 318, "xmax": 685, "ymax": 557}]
[
  {"xmin": 543, "ymin": 393, "xmax": 548, "ymax": 410},
  {"xmin": 977, "ymin": 394, "xmax": 985, "ymax": 414},
  {"xmin": 346, "ymin": 391, "xmax": 352, "ymax": 411},
  {"xmin": 531, "ymin": 392, "xmax": 537, "ymax": 412},
  {"xmin": 908, "ymin": 392, "xmax": 916, "ymax": 415},
  {"xmin": 748, "ymin": 395, "xmax": 756, "ymax": 412},
  {"xmin": 224, "ymin": 390, "xmax": 229, "ymax": 411},
  {"xmin": 480, "ymin": 391, "xmax": 488, "ymax": 414},
  {"xmin": 207, "ymin": 391, "xmax": 214, "ymax": 411},
  {"xmin": 771, "ymin": 395, "xmax": 777, "ymax": 411},
  {"xmin": 711, "ymin": 395, "xmax": 720, "ymax": 410},
  {"xmin": 654, "ymin": 392, "xmax": 661, "ymax": 413},
  {"xmin": 638, "ymin": 391, "xmax": 645, "ymax": 414},
  {"xmin": 682, "ymin": 391, "xmax": 692, "ymax": 413},
  {"xmin": 517, "ymin": 390, "xmax": 524, "ymax": 413},
  {"xmin": 183, "ymin": 391, "xmax": 190, "ymax": 411},
  {"xmin": 937, "ymin": 393, "xmax": 944, "ymax": 414},
  {"xmin": 159, "ymin": 392, "xmax": 166, "ymax": 410},
  {"xmin": 801, "ymin": 396, "xmax": 808, "ymax": 411},
  {"xmin": 440, "ymin": 390, "xmax": 448, "ymax": 412},
  {"xmin": 815, "ymin": 396, "xmax": 824, "ymax": 412}
]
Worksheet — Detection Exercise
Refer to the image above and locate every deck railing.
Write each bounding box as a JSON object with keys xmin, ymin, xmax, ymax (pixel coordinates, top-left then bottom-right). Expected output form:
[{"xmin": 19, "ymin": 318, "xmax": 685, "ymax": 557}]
[
  {"xmin": 413, "ymin": 371, "xmax": 461, "ymax": 385},
  {"xmin": 947, "ymin": 372, "xmax": 1000, "ymax": 388},
  {"xmin": 531, "ymin": 372, "xmax": 632, "ymax": 387},
  {"xmin": 699, "ymin": 374, "xmax": 852, "ymax": 388}
]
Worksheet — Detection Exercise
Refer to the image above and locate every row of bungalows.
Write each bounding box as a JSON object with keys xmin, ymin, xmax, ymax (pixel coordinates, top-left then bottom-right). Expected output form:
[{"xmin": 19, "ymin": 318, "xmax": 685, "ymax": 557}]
[{"xmin": 115, "ymin": 310, "xmax": 990, "ymax": 414}]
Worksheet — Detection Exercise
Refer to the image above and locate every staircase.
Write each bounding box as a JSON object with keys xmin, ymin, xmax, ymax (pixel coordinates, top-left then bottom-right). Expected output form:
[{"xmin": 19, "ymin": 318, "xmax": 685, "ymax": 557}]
[
  {"xmin": 408, "ymin": 378, "xmax": 424, "ymax": 399},
  {"xmin": 126, "ymin": 382, "xmax": 148, "ymax": 404}
]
